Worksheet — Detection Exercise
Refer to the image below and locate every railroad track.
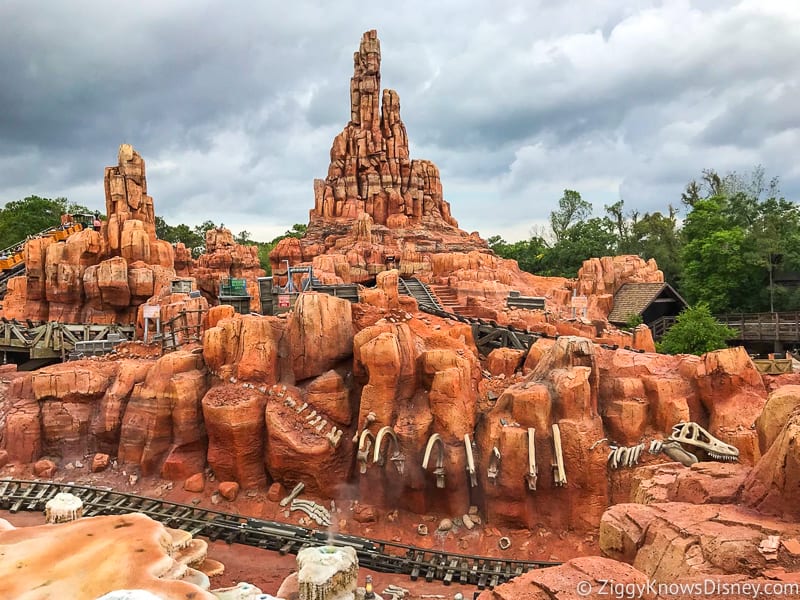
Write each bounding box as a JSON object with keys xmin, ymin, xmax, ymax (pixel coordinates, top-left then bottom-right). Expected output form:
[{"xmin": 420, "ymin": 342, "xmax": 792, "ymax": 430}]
[{"xmin": 0, "ymin": 478, "xmax": 559, "ymax": 589}]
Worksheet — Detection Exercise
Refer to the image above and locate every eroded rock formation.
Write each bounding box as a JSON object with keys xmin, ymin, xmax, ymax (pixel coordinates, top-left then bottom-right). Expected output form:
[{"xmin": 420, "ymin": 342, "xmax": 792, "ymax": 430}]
[
  {"xmin": 270, "ymin": 30, "xmax": 489, "ymax": 285},
  {"xmin": 192, "ymin": 227, "xmax": 265, "ymax": 312},
  {"xmin": 0, "ymin": 144, "xmax": 265, "ymax": 327},
  {"xmin": 0, "ymin": 513, "xmax": 219, "ymax": 599}
]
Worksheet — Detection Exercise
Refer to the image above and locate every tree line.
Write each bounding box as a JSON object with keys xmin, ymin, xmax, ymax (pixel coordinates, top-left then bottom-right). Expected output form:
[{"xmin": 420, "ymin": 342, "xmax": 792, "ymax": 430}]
[{"xmin": 489, "ymin": 166, "xmax": 800, "ymax": 315}]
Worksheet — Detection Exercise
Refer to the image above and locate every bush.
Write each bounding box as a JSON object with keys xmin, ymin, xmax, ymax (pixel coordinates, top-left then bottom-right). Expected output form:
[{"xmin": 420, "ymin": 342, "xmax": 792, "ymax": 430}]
[
  {"xmin": 656, "ymin": 304, "xmax": 736, "ymax": 355},
  {"xmin": 624, "ymin": 314, "xmax": 644, "ymax": 330}
]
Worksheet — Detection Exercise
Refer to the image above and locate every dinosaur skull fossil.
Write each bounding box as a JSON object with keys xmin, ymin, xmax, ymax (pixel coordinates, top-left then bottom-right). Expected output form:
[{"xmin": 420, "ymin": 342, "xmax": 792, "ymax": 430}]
[{"xmin": 666, "ymin": 422, "xmax": 739, "ymax": 462}]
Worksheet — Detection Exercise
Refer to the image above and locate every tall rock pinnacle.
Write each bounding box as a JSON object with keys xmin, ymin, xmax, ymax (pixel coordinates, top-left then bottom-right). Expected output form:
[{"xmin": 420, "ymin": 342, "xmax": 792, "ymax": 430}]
[
  {"xmin": 311, "ymin": 30, "xmax": 459, "ymax": 230},
  {"xmin": 272, "ymin": 30, "xmax": 488, "ymax": 284}
]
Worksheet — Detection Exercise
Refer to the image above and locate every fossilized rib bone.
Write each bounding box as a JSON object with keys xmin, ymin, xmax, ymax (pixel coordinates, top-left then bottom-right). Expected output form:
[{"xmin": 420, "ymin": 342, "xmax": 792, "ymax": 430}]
[
  {"xmin": 607, "ymin": 443, "xmax": 645, "ymax": 469},
  {"xmin": 422, "ymin": 433, "xmax": 446, "ymax": 489},
  {"xmin": 374, "ymin": 426, "xmax": 405, "ymax": 475},
  {"xmin": 552, "ymin": 424, "xmax": 567, "ymax": 486},
  {"xmin": 464, "ymin": 434, "xmax": 477, "ymax": 487},
  {"xmin": 488, "ymin": 446, "xmax": 501, "ymax": 484},
  {"xmin": 356, "ymin": 429, "xmax": 375, "ymax": 474},
  {"xmin": 526, "ymin": 428, "xmax": 538, "ymax": 490}
]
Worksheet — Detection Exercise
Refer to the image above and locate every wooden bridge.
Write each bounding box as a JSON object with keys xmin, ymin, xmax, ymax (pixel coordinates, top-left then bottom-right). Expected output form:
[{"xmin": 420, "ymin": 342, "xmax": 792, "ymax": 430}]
[
  {"xmin": 651, "ymin": 312, "xmax": 800, "ymax": 345},
  {"xmin": 0, "ymin": 320, "xmax": 135, "ymax": 360}
]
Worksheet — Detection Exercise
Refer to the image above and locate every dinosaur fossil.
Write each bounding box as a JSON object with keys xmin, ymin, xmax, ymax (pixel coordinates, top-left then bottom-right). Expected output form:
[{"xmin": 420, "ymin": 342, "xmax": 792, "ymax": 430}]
[{"xmin": 597, "ymin": 421, "xmax": 739, "ymax": 469}]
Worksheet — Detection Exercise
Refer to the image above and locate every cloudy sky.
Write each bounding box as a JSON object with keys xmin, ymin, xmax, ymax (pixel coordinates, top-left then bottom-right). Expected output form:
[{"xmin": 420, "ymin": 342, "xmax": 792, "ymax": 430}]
[{"xmin": 1, "ymin": 0, "xmax": 798, "ymax": 242}]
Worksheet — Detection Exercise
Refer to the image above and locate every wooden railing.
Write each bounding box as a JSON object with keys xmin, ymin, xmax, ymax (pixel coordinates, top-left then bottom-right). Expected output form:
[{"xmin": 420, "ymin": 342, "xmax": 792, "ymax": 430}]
[
  {"xmin": 650, "ymin": 312, "xmax": 800, "ymax": 343},
  {"xmin": 716, "ymin": 312, "xmax": 800, "ymax": 342}
]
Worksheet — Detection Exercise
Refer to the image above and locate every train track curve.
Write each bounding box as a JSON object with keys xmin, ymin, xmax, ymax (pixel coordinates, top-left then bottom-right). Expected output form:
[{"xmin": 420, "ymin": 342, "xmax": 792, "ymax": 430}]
[{"xmin": 0, "ymin": 478, "xmax": 560, "ymax": 589}]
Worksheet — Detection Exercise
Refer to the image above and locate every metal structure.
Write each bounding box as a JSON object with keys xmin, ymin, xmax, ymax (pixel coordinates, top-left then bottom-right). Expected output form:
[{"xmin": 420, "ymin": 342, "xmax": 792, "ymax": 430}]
[
  {"xmin": 159, "ymin": 308, "xmax": 207, "ymax": 352},
  {"xmin": 0, "ymin": 478, "xmax": 560, "ymax": 589},
  {"xmin": 0, "ymin": 221, "xmax": 85, "ymax": 300},
  {"xmin": 398, "ymin": 277, "xmax": 444, "ymax": 312},
  {"xmin": 397, "ymin": 277, "xmax": 540, "ymax": 356},
  {"xmin": 506, "ymin": 291, "xmax": 546, "ymax": 311},
  {"xmin": 218, "ymin": 277, "xmax": 251, "ymax": 315},
  {"xmin": 69, "ymin": 333, "xmax": 127, "ymax": 360},
  {"xmin": 0, "ymin": 320, "xmax": 135, "ymax": 360}
]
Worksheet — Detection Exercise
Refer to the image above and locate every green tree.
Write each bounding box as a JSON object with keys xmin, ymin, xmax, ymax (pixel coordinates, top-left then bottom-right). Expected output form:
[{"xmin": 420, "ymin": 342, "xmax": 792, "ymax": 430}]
[
  {"xmin": 657, "ymin": 304, "xmax": 736, "ymax": 355},
  {"xmin": 629, "ymin": 207, "xmax": 682, "ymax": 285},
  {"xmin": 540, "ymin": 217, "xmax": 617, "ymax": 277},
  {"xmin": 0, "ymin": 196, "xmax": 92, "ymax": 250},
  {"xmin": 680, "ymin": 197, "xmax": 758, "ymax": 313},
  {"xmin": 550, "ymin": 190, "xmax": 591, "ymax": 242},
  {"xmin": 680, "ymin": 167, "xmax": 800, "ymax": 313},
  {"xmin": 488, "ymin": 234, "xmax": 548, "ymax": 274},
  {"xmin": 154, "ymin": 216, "xmax": 206, "ymax": 252},
  {"xmin": 254, "ymin": 224, "xmax": 310, "ymax": 275}
]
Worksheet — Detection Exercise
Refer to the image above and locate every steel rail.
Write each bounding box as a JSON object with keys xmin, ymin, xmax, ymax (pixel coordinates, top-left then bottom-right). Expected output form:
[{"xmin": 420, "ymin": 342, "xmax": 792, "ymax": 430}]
[{"xmin": 0, "ymin": 478, "xmax": 559, "ymax": 589}]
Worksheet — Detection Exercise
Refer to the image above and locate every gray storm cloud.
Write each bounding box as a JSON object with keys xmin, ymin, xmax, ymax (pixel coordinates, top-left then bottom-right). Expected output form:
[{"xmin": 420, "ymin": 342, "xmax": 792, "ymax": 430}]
[{"xmin": 0, "ymin": 0, "xmax": 798, "ymax": 242}]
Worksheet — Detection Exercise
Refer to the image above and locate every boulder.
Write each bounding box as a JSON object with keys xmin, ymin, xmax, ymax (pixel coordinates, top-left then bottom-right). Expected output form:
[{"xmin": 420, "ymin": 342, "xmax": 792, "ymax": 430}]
[
  {"xmin": 743, "ymin": 406, "xmax": 800, "ymax": 519},
  {"xmin": 267, "ymin": 482, "xmax": 285, "ymax": 503},
  {"xmin": 600, "ymin": 501, "xmax": 800, "ymax": 579},
  {"xmin": 202, "ymin": 384, "xmax": 268, "ymax": 489},
  {"xmin": 477, "ymin": 556, "xmax": 652, "ymax": 600},
  {"xmin": 486, "ymin": 348, "xmax": 525, "ymax": 377},
  {"xmin": 91, "ymin": 453, "xmax": 110, "ymax": 473},
  {"xmin": 184, "ymin": 473, "xmax": 205, "ymax": 493},
  {"xmin": 287, "ymin": 293, "xmax": 353, "ymax": 381},
  {"xmin": 756, "ymin": 385, "xmax": 800, "ymax": 453},
  {"xmin": 118, "ymin": 351, "xmax": 208, "ymax": 477},
  {"xmin": 97, "ymin": 256, "xmax": 130, "ymax": 308},
  {"xmin": 218, "ymin": 482, "xmax": 240, "ymax": 501},
  {"xmin": 33, "ymin": 459, "xmax": 56, "ymax": 478}
]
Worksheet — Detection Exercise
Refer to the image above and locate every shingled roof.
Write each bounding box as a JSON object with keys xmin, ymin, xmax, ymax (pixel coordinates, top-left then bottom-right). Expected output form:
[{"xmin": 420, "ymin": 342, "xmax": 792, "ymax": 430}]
[{"xmin": 608, "ymin": 282, "xmax": 682, "ymax": 324}]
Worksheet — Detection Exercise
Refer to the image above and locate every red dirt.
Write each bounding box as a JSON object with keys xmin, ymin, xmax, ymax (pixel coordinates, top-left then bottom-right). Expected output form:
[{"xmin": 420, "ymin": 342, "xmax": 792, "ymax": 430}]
[{"xmin": 0, "ymin": 461, "xmax": 596, "ymax": 598}]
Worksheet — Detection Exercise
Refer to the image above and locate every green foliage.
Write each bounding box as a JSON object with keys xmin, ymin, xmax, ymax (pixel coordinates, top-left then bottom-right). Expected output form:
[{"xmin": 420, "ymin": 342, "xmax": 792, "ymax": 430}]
[
  {"xmin": 624, "ymin": 314, "xmax": 644, "ymax": 330},
  {"xmin": 155, "ymin": 217, "xmax": 219, "ymax": 257},
  {"xmin": 629, "ymin": 208, "xmax": 682, "ymax": 285},
  {"xmin": 254, "ymin": 224, "xmax": 309, "ymax": 274},
  {"xmin": 488, "ymin": 234, "xmax": 548, "ymax": 273},
  {"xmin": 540, "ymin": 217, "xmax": 617, "ymax": 277},
  {"xmin": 0, "ymin": 196, "xmax": 92, "ymax": 250},
  {"xmin": 550, "ymin": 189, "xmax": 591, "ymax": 242},
  {"xmin": 679, "ymin": 168, "xmax": 800, "ymax": 313},
  {"xmin": 656, "ymin": 304, "xmax": 736, "ymax": 355},
  {"xmin": 155, "ymin": 216, "xmax": 309, "ymax": 272}
]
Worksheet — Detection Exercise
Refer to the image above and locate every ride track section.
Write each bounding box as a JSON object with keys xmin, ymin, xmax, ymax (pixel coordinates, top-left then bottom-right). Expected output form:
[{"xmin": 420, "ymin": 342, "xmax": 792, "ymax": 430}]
[{"xmin": 0, "ymin": 478, "xmax": 561, "ymax": 589}]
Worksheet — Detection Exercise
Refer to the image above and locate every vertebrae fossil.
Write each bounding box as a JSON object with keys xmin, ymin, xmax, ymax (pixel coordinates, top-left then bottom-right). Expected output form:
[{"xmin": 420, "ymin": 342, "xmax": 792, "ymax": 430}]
[{"xmin": 598, "ymin": 421, "xmax": 739, "ymax": 469}]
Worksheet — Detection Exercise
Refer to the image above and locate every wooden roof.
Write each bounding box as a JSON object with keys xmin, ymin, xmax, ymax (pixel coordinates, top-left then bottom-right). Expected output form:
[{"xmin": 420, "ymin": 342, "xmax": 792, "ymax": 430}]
[{"xmin": 608, "ymin": 282, "xmax": 685, "ymax": 324}]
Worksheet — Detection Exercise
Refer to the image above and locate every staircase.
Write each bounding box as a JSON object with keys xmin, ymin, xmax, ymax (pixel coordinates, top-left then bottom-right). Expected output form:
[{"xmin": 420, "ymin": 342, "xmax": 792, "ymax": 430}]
[
  {"xmin": 429, "ymin": 285, "xmax": 485, "ymax": 318},
  {"xmin": 429, "ymin": 285, "xmax": 459, "ymax": 311},
  {"xmin": 398, "ymin": 278, "xmax": 444, "ymax": 311}
]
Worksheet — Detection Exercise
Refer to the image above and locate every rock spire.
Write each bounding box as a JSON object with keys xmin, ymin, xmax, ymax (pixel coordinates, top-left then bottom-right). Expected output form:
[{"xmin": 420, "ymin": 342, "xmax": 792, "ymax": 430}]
[
  {"xmin": 272, "ymin": 30, "xmax": 486, "ymax": 283},
  {"xmin": 311, "ymin": 29, "xmax": 459, "ymax": 230}
]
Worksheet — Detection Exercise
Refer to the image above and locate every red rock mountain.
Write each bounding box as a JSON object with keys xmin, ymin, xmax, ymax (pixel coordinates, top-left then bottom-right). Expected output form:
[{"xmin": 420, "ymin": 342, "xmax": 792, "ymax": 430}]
[{"xmin": 270, "ymin": 30, "xmax": 487, "ymax": 284}]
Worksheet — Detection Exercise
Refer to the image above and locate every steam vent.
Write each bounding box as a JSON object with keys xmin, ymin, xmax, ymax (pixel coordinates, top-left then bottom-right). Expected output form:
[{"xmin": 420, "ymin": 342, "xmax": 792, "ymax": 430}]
[{"xmin": 297, "ymin": 545, "xmax": 358, "ymax": 600}]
